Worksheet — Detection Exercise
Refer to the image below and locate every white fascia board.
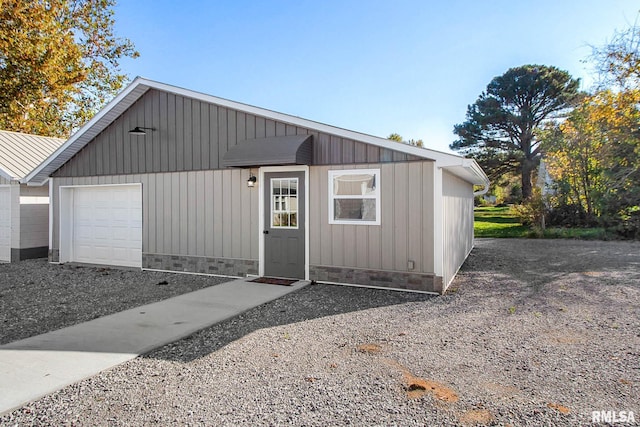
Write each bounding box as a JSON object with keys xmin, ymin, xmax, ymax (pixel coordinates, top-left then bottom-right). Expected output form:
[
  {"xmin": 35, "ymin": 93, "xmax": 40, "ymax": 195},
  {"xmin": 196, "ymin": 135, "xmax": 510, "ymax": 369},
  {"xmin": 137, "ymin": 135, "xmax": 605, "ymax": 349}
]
[
  {"xmin": 466, "ymin": 158, "xmax": 491, "ymax": 186},
  {"xmin": 442, "ymin": 158, "xmax": 490, "ymax": 187},
  {"xmin": 21, "ymin": 76, "xmax": 482, "ymax": 185},
  {"xmin": 132, "ymin": 79, "xmax": 469, "ymax": 165},
  {"xmin": 22, "ymin": 77, "xmax": 151, "ymax": 186},
  {"xmin": 26, "ymin": 178, "xmax": 48, "ymax": 186},
  {"xmin": 0, "ymin": 166, "xmax": 16, "ymax": 182}
]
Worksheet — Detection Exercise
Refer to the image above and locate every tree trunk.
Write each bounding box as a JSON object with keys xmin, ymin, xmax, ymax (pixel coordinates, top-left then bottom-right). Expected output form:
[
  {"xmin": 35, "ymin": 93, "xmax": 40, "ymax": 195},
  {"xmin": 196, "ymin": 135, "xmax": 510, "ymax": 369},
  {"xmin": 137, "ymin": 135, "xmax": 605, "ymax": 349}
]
[{"xmin": 521, "ymin": 159, "xmax": 535, "ymax": 200}]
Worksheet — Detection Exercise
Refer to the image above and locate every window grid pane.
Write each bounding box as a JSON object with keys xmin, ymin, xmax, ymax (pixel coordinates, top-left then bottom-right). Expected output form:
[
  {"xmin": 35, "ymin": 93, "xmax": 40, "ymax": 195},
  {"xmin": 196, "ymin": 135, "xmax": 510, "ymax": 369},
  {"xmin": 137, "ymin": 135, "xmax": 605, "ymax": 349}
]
[{"xmin": 271, "ymin": 178, "xmax": 299, "ymax": 229}]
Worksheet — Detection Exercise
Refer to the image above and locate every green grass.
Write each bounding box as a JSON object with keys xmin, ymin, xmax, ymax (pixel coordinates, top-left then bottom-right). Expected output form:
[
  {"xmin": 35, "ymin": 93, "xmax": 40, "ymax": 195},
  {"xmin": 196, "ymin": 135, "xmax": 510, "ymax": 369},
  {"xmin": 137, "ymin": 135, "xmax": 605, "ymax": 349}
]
[
  {"xmin": 474, "ymin": 206, "xmax": 611, "ymax": 239},
  {"xmin": 474, "ymin": 206, "xmax": 529, "ymax": 238},
  {"xmin": 538, "ymin": 226, "xmax": 609, "ymax": 240}
]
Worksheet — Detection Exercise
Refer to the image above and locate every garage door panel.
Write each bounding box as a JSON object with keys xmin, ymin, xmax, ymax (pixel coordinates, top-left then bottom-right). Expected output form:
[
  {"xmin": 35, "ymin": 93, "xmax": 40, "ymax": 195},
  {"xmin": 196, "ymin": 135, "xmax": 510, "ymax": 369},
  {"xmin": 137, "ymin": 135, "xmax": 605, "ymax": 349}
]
[
  {"xmin": 111, "ymin": 227, "xmax": 132, "ymax": 242},
  {"xmin": 71, "ymin": 185, "xmax": 142, "ymax": 268},
  {"xmin": 94, "ymin": 209, "xmax": 111, "ymax": 221}
]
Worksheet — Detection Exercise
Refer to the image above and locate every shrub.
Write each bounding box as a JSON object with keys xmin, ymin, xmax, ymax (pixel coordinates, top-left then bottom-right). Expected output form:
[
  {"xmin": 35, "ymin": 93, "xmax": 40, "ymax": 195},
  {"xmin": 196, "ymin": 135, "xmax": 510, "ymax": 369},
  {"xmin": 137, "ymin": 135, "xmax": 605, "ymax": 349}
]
[
  {"xmin": 511, "ymin": 189, "xmax": 547, "ymax": 229},
  {"xmin": 612, "ymin": 205, "xmax": 640, "ymax": 239},
  {"xmin": 546, "ymin": 203, "xmax": 598, "ymax": 228}
]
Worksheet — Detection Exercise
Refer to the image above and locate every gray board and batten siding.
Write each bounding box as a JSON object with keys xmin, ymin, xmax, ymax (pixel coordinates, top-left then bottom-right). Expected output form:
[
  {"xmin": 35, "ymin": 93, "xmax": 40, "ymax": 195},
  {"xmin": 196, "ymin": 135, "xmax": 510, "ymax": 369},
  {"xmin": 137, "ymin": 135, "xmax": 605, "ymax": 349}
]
[
  {"xmin": 49, "ymin": 162, "xmax": 439, "ymax": 291},
  {"xmin": 48, "ymin": 87, "xmax": 457, "ymax": 292},
  {"xmin": 52, "ymin": 89, "xmax": 421, "ymax": 178},
  {"xmin": 309, "ymin": 162, "xmax": 438, "ymax": 292},
  {"xmin": 50, "ymin": 170, "xmax": 260, "ymax": 277}
]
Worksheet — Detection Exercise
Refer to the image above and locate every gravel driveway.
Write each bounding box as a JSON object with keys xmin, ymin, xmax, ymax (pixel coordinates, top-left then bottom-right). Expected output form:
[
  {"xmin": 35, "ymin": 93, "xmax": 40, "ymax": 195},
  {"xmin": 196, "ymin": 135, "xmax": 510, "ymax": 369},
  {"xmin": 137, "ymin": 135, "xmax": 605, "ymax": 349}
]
[
  {"xmin": 1, "ymin": 239, "xmax": 639, "ymax": 426},
  {"xmin": 0, "ymin": 261, "xmax": 232, "ymax": 345}
]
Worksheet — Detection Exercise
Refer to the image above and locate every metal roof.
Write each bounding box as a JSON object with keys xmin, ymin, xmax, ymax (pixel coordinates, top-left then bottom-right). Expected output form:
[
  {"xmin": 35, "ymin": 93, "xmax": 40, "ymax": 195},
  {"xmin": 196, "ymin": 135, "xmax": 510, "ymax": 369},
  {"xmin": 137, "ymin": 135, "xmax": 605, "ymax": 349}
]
[
  {"xmin": 223, "ymin": 135, "xmax": 313, "ymax": 168},
  {"xmin": 0, "ymin": 130, "xmax": 65, "ymax": 181},
  {"xmin": 24, "ymin": 77, "xmax": 489, "ymax": 189}
]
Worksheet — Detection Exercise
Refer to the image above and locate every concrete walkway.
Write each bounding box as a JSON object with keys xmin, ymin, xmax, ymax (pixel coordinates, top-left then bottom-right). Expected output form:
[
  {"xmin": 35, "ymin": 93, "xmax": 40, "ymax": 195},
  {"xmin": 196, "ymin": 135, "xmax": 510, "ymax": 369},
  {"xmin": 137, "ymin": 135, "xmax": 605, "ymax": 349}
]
[{"xmin": 0, "ymin": 278, "xmax": 308, "ymax": 415}]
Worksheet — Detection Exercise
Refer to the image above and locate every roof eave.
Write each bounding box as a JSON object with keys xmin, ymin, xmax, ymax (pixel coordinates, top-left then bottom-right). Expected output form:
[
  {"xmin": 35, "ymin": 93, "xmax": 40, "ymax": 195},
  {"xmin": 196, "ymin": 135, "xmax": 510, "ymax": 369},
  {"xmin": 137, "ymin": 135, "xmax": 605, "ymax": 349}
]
[
  {"xmin": 22, "ymin": 76, "xmax": 488, "ymax": 183},
  {"xmin": 442, "ymin": 158, "xmax": 490, "ymax": 187},
  {"xmin": 22, "ymin": 77, "xmax": 152, "ymax": 185},
  {"xmin": 0, "ymin": 166, "xmax": 17, "ymax": 182}
]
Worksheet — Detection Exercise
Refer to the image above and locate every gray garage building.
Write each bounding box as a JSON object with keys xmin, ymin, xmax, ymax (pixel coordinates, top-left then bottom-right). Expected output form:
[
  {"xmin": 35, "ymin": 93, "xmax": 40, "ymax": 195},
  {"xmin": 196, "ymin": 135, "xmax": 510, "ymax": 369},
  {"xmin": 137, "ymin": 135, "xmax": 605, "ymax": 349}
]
[{"xmin": 25, "ymin": 78, "xmax": 489, "ymax": 293}]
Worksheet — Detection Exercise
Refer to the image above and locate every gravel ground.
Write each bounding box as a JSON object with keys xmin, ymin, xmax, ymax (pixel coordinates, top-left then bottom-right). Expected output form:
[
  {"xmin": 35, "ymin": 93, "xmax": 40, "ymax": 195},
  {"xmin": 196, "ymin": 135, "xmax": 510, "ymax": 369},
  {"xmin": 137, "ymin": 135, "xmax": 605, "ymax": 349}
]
[
  {"xmin": 1, "ymin": 239, "xmax": 639, "ymax": 426},
  {"xmin": 0, "ymin": 260, "xmax": 231, "ymax": 345}
]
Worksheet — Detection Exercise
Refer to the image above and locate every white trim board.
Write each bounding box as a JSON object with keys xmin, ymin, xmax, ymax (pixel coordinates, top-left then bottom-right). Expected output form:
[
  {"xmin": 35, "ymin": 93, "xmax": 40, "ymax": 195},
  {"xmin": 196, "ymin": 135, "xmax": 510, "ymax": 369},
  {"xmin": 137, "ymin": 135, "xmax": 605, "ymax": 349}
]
[
  {"xmin": 258, "ymin": 165, "xmax": 310, "ymax": 280},
  {"xmin": 58, "ymin": 183, "xmax": 143, "ymax": 268},
  {"xmin": 24, "ymin": 77, "xmax": 489, "ymax": 188}
]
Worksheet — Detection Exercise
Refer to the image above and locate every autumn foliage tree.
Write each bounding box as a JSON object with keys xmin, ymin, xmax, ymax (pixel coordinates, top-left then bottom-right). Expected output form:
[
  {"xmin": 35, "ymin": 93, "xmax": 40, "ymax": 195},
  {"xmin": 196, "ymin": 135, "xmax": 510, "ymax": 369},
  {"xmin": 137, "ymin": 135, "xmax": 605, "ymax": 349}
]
[
  {"xmin": 387, "ymin": 133, "xmax": 424, "ymax": 147},
  {"xmin": 542, "ymin": 97, "xmax": 608, "ymax": 222},
  {"xmin": 0, "ymin": 0, "xmax": 138, "ymax": 137},
  {"xmin": 543, "ymin": 23, "xmax": 640, "ymax": 236}
]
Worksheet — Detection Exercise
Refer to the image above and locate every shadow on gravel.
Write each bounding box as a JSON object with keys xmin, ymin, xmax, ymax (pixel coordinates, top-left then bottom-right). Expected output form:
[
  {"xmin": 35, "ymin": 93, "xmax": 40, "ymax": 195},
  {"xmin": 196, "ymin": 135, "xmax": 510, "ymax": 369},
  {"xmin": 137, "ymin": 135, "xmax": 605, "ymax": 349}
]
[{"xmin": 143, "ymin": 283, "xmax": 434, "ymax": 363}]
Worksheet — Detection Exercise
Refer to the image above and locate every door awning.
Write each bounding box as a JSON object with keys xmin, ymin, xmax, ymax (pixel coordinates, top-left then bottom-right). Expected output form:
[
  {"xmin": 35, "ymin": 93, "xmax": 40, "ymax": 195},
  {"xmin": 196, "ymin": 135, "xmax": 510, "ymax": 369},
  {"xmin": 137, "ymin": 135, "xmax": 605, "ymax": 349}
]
[{"xmin": 223, "ymin": 134, "xmax": 313, "ymax": 167}]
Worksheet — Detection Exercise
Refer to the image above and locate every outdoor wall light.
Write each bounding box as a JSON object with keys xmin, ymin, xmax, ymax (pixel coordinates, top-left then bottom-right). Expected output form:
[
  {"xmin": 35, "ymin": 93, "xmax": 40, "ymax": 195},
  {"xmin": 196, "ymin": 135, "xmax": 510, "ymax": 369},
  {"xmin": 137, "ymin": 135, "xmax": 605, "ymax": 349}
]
[
  {"xmin": 247, "ymin": 175, "xmax": 257, "ymax": 187},
  {"xmin": 128, "ymin": 126, "xmax": 155, "ymax": 135}
]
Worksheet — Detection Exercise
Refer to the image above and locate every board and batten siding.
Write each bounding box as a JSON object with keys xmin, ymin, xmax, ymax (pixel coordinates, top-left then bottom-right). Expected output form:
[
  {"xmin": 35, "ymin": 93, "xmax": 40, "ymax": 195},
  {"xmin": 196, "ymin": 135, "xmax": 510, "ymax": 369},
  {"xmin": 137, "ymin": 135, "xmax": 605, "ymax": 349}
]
[
  {"xmin": 0, "ymin": 182, "xmax": 49, "ymax": 261},
  {"xmin": 7, "ymin": 183, "xmax": 19, "ymax": 253},
  {"xmin": 309, "ymin": 162, "xmax": 435, "ymax": 275},
  {"xmin": 441, "ymin": 170, "xmax": 474, "ymax": 287},
  {"xmin": 19, "ymin": 185, "xmax": 49, "ymax": 251},
  {"xmin": 50, "ymin": 169, "xmax": 259, "ymax": 262},
  {"xmin": 52, "ymin": 89, "xmax": 420, "ymax": 179}
]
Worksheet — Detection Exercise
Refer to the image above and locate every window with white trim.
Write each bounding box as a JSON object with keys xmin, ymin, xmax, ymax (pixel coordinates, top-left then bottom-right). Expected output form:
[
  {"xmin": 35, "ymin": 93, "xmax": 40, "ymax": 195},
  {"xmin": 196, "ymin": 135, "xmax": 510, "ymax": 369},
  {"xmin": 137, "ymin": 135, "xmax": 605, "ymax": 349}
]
[{"xmin": 328, "ymin": 169, "xmax": 380, "ymax": 225}]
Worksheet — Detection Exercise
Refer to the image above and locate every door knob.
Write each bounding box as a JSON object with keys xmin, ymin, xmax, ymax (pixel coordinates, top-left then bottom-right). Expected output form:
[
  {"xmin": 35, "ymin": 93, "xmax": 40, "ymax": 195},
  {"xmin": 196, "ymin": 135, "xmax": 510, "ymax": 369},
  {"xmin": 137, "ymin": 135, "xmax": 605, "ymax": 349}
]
[{"xmin": 263, "ymin": 230, "xmax": 269, "ymax": 234}]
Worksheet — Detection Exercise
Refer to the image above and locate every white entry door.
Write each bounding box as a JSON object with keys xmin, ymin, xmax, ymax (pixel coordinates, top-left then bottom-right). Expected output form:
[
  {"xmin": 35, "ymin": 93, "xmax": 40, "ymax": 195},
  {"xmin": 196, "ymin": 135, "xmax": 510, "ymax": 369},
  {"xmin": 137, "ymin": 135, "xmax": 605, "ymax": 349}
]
[
  {"xmin": 70, "ymin": 185, "xmax": 142, "ymax": 267},
  {"xmin": 0, "ymin": 187, "xmax": 10, "ymax": 262}
]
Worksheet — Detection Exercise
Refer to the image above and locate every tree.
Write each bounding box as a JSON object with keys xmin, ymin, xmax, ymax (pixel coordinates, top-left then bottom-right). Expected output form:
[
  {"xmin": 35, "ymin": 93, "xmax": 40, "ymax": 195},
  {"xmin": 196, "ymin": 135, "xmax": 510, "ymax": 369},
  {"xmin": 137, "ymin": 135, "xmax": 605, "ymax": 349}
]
[
  {"xmin": 541, "ymin": 23, "xmax": 640, "ymax": 236},
  {"xmin": 451, "ymin": 65, "xmax": 580, "ymax": 199},
  {"xmin": 592, "ymin": 22, "xmax": 640, "ymax": 90},
  {"xmin": 387, "ymin": 133, "xmax": 424, "ymax": 148},
  {"xmin": 0, "ymin": 0, "xmax": 138, "ymax": 137},
  {"xmin": 388, "ymin": 133, "xmax": 403, "ymax": 142},
  {"xmin": 542, "ymin": 98, "xmax": 606, "ymax": 221}
]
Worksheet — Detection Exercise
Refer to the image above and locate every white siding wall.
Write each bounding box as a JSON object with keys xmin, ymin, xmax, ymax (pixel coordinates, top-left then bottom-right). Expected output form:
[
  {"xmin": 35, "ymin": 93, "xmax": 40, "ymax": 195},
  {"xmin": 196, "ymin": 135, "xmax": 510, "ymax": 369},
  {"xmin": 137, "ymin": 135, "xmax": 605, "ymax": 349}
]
[
  {"xmin": 19, "ymin": 185, "xmax": 49, "ymax": 250},
  {"xmin": 0, "ymin": 184, "xmax": 11, "ymax": 261},
  {"xmin": 442, "ymin": 170, "xmax": 475, "ymax": 289},
  {"xmin": 9, "ymin": 183, "xmax": 20, "ymax": 251}
]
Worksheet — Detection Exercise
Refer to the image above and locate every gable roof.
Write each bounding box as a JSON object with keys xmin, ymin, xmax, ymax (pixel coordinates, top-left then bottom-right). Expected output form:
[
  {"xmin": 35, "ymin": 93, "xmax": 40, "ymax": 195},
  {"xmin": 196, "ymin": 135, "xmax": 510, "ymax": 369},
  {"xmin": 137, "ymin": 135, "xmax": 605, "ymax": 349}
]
[
  {"xmin": 0, "ymin": 130, "xmax": 65, "ymax": 182},
  {"xmin": 23, "ymin": 77, "xmax": 489, "ymax": 188}
]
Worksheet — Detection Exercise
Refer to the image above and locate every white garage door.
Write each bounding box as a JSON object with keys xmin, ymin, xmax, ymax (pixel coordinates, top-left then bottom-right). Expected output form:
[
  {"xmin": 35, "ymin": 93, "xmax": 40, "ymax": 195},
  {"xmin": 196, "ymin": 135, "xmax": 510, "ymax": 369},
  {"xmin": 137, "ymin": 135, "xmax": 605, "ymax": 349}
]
[
  {"xmin": 71, "ymin": 185, "xmax": 142, "ymax": 267},
  {"xmin": 0, "ymin": 187, "xmax": 10, "ymax": 262}
]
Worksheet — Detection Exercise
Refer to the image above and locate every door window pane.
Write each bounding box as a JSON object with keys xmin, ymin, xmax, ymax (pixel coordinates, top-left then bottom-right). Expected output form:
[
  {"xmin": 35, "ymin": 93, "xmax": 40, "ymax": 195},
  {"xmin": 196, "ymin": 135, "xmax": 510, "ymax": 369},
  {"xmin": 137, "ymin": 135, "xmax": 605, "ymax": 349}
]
[{"xmin": 271, "ymin": 178, "xmax": 299, "ymax": 229}]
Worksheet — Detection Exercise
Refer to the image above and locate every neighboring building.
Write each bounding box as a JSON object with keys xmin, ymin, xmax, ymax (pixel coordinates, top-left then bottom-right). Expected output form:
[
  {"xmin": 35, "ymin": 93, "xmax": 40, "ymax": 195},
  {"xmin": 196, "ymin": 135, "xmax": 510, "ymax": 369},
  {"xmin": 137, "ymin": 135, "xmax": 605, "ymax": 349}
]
[
  {"xmin": 537, "ymin": 158, "xmax": 555, "ymax": 196},
  {"xmin": 25, "ymin": 78, "xmax": 489, "ymax": 293},
  {"xmin": 0, "ymin": 130, "xmax": 65, "ymax": 262}
]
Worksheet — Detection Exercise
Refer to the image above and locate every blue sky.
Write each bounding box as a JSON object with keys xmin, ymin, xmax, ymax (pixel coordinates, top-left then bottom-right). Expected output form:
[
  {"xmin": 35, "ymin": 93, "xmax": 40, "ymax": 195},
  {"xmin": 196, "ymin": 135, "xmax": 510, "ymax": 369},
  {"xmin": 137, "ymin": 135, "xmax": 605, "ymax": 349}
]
[{"xmin": 113, "ymin": 0, "xmax": 638, "ymax": 153}]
